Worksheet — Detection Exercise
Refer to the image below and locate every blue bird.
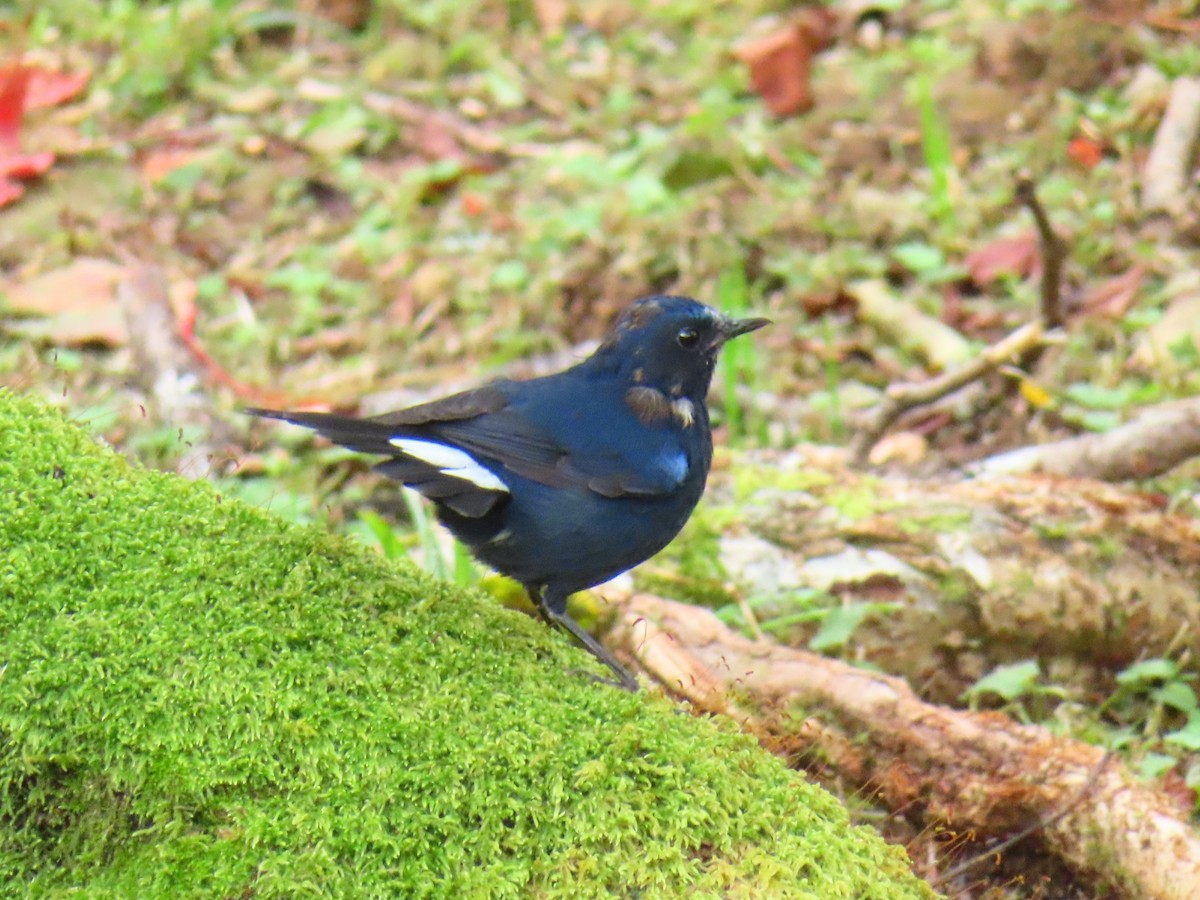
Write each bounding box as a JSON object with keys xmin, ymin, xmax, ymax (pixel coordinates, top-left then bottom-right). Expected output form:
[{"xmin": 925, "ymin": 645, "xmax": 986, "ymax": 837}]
[{"xmin": 247, "ymin": 295, "xmax": 768, "ymax": 690}]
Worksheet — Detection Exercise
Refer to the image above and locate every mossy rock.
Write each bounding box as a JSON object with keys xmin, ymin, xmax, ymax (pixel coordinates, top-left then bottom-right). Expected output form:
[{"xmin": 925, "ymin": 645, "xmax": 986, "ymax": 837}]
[{"xmin": 0, "ymin": 390, "xmax": 933, "ymax": 898}]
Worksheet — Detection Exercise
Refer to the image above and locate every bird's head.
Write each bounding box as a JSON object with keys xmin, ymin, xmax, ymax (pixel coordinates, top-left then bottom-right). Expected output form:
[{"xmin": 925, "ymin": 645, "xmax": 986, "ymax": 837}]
[{"xmin": 595, "ymin": 295, "xmax": 770, "ymax": 399}]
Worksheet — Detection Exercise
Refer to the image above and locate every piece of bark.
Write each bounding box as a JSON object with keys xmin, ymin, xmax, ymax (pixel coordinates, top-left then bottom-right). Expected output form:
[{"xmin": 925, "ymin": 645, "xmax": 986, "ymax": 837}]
[
  {"xmin": 974, "ymin": 395, "xmax": 1200, "ymax": 481},
  {"xmin": 610, "ymin": 593, "xmax": 1200, "ymax": 900},
  {"xmin": 1142, "ymin": 76, "xmax": 1200, "ymax": 215}
]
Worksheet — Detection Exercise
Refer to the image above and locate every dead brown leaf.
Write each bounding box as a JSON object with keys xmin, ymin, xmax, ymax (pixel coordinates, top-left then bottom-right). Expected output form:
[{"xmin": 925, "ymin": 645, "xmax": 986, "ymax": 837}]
[
  {"xmin": 964, "ymin": 233, "xmax": 1039, "ymax": 286},
  {"xmin": 1071, "ymin": 264, "xmax": 1145, "ymax": 320},
  {"xmin": 313, "ymin": 0, "xmax": 371, "ymax": 30},
  {"xmin": 734, "ymin": 10, "xmax": 835, "ymax": 117},
  {"xmin": 4, "ymin": 258, "xmax": 128, "ymax": 346}
]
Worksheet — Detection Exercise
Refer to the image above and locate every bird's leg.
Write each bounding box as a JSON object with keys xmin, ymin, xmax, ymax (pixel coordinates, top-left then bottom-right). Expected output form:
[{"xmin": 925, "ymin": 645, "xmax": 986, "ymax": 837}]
[
  {"xmin": 523, "ymin": 583, "xmax": 556, "ymax": 625},
  {"xmin": 541, "ymin": 587, "xmax": 639, "ymax": 693}
]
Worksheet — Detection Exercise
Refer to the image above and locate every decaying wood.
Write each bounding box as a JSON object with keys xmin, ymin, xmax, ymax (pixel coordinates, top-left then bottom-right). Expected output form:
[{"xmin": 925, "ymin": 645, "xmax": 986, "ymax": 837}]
[
  {"xmin": 610, "ymin": 593, "xmax": 1200, "ymax": 900},
  {"xmin": 1142, "ymin": 76, "xmax": 1200, "ymax": 216},
  {"xmin": 688, "ymin": 455, "xmax": 1200, "ymax": 701},
  {"xmin": 974, "ymin": 394, "xmax": 1200, "ymax": 481}
]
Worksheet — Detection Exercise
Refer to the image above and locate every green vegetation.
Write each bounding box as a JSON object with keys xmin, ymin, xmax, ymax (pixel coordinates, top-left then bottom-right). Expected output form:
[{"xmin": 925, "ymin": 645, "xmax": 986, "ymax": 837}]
[{"xmin": 0, "ymin": 391, "xmax": 931, "ymax": 896}]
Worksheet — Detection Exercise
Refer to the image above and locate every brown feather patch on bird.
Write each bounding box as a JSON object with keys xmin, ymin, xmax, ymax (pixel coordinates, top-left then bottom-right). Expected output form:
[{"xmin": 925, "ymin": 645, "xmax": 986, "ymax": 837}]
[
  {"xmin": 625, "ymin": 386, "xmax": 695, "ymax": 427},
  {"xmin": 625, "ymin": 385, "xmax": 674, "ymax": 423}
]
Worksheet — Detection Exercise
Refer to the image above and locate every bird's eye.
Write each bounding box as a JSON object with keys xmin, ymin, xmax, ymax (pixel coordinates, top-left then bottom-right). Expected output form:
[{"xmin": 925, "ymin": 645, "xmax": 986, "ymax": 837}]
[{"xmin": 677, "ymin": 327, "xmax": 700, "ymax": 349}]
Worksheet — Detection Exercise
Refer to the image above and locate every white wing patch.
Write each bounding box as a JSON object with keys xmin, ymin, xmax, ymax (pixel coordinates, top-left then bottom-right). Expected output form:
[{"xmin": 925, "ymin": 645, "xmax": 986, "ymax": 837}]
[{"xmin": 389, "ymin": 438, "xmax": 509, "ymax": 492}]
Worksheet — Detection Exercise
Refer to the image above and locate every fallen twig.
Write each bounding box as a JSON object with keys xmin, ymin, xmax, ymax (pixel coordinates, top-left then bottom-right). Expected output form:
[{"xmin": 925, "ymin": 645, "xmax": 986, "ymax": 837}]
[
  {"xmin": 1142, "ymin": 76, "xmax": 1200, "ymax": 216},
  {"xmin": 851, "ymin": 176, "xmax": 1067, "ymax": 464},
  {"xmin": 609, "ymin": 594, "xmax": 1200, "ymax": 900},
  {"xmin": 849, "ymin": 322, "xmax": 1053, "ymax": 464},
  {"xmin": 972, "ymin": 394, "xmax": 1200, "ymax": 481}
]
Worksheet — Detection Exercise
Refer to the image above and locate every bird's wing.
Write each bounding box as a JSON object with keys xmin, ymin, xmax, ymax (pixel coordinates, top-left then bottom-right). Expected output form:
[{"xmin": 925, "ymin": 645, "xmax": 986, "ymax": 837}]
[
  {"xmin": 247, "ymin": 386, "xmax": 514, "ymax": 518},
  {"xmin": 428, "ymin": 373, "xmax": 692, "ymax": 498},
  {"xmin": 246, "ymin": 379, "xmax": 686, "ymax": 519}
]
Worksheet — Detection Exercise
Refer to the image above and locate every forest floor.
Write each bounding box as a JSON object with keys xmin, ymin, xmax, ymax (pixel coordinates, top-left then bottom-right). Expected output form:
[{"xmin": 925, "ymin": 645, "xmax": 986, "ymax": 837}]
[{"xmin": 3, "ymin": 1, "xmax": 1200, "ymax": 896}]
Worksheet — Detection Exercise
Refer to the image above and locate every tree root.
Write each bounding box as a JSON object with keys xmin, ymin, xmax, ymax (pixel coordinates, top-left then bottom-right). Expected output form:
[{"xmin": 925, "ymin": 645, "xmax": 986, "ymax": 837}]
[{"xmin": 611, "ymin": 593, "xmax": 1200, "ymax": 900}]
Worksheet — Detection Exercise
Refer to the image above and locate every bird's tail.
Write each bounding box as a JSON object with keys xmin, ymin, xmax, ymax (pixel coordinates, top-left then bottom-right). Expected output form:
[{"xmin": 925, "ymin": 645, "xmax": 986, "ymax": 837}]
[{"xmin": 245, "ymin": 408, "xmax": 401, "ymax": 457}]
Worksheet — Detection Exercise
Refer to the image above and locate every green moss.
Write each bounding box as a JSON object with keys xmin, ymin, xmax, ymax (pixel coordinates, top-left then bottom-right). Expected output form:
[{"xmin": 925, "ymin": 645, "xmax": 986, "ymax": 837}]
[
  {"xmin": 934, "ymin": 569, "xmax": 978, "ymax": 606},
  {"xmin": 825, "ymin": 481, "xmax": 893, "ymax": 523},
  {"xmin": 0, "ymin": 391, "xmax": 933, "ymax": 898},
  {"xmin": 732, "ymin": 466, "xmax": 835, "ymax": 503},
  {"xmin": 896, "ymin": 508, "xmax": 974, "ymax": 536}
]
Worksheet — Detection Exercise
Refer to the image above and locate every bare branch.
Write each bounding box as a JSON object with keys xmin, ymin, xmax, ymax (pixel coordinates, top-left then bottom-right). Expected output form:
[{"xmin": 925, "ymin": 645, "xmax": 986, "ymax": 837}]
[
  {"xmin": 973, "ymin": 395, "xmax": 1200, "ymax": 481},
  {"xmin": 1014, "ymin": 174, "xmax": 1067, "ymax": 329},
  {"xmin": 851, "ymin": 176, "xmax": 1068, "ymax": 464},
  {"xmin": 1142, "ymin": 76, "xmax": 1200, "ymax": 216}
]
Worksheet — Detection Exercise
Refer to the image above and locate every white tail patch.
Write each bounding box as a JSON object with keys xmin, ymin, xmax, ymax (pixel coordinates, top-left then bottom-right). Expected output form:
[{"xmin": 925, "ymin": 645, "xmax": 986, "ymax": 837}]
[{"xmin": 389, "ymin": 438, "xmax": 509, "ymax": 492}]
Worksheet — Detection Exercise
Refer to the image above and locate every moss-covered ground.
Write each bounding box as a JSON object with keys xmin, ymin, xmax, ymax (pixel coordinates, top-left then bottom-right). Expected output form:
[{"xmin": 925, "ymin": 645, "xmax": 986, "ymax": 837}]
[{"xmin": 0, "ymin": 390, "xmax": 932, "ymax": 898}]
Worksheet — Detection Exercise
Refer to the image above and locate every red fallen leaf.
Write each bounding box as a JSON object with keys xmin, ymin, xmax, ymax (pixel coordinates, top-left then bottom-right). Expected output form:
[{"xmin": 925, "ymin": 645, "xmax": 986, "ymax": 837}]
[
  {"xmin": 1071, "ymin": 263, "xmax": 1145, "ymax": 320},
  {"xmin": 735, "ymin": 10, "xmax": 835, "ymax": 117},
  {"xmin": 0, "ymin": 150, "xmax": 53, "ymax": 178},
  {"xmin": 964, "ymin": 233, "xmax": 1039, "ymax": 286},
  {"xmin": 0, "ymin": 61, "xmax": 79, "ymax": 208},
  {"xmin": 0, "ymin": 176, "xmax": 24, "ymax": 206},
  {"xmin": 24, "ymin": 67, "xmax": 89, "ymax": 110},
  {"xmin": 0, "ymin": 64, "xmax": 32, "ymax": 154},
  {"xmin": 1067, "ymin": 135, "xmax": 1104, "ymax": 168},
  {"xmin": 461, "ymin": 191, "xmax": 487, "ymax": 216}
]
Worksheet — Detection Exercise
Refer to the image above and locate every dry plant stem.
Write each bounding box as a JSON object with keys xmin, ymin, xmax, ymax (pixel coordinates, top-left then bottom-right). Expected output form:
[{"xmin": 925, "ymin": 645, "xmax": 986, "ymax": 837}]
[
  {"xmin": 974, "ymin": 394, "xmax": 1200, "ymax": 480},
  {"xmin": 1014, "ymin": 175, "xmax": 1066, "ymax": 330},
  {"xmin": 1142, "ymin": 76, "xmax": 1200, "ymax": 216},
  {"xmin": 612, "ymin": 594, "xmax": 1200, "ymax": 900},
  {"xmin": 850, "ymin": 322, "xmax": 1050, "ymax": 464}
]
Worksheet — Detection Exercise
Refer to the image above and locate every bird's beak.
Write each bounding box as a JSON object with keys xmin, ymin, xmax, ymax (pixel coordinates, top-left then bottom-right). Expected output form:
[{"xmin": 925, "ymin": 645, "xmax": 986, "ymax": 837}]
[{"xmin": 717, "ymin": 315, "xmax": 771, "ymax": 344}]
